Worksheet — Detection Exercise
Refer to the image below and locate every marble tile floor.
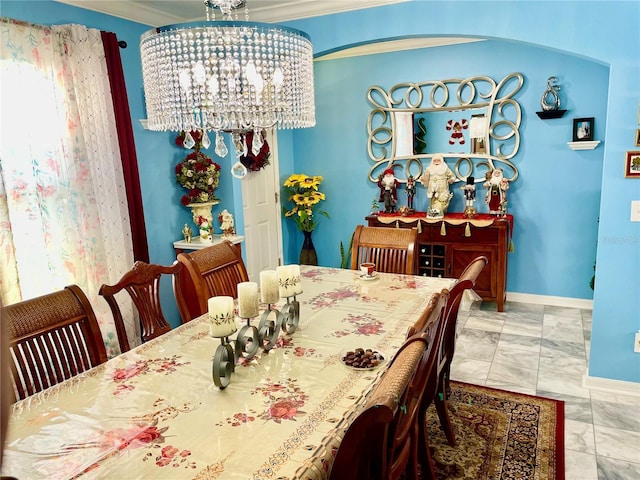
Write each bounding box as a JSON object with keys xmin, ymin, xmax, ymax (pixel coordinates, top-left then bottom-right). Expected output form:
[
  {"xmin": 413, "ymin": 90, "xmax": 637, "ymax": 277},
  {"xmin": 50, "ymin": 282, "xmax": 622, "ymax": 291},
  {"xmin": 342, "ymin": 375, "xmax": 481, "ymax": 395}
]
[{"xmin": 449, "ymin": 300, "xmax": 640, "ymax": 480}]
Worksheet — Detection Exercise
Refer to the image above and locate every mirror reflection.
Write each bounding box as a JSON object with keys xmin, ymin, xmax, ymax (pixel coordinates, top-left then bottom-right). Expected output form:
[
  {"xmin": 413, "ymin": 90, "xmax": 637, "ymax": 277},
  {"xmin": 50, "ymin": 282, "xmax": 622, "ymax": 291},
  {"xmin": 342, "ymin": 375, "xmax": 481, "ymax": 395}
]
[{"xmin": 412, "ymin": 108, "xmax": 488, "ymax": 155}]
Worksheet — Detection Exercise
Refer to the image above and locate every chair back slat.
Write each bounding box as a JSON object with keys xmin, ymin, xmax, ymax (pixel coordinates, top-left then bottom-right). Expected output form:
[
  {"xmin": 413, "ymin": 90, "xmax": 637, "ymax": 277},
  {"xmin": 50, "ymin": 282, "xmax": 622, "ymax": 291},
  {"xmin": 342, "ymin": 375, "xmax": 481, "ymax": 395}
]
[
  {"xmin": 4, "ymin": 285, "xmax": 107, "ymax": 402},
  {"xmin": 100, "ymin": 261, "xmax": 181, "ymax": 352},
  {"xmin": 43, "ymin": 330, "xmax": 68, "ymax": 380},
  {"xmin": 175, "ymin": 241, "xmax": 249, "ymax": 322},
  {"xmin": 351, "ymin": 225, "xmax": 418, "ymax": 275}
]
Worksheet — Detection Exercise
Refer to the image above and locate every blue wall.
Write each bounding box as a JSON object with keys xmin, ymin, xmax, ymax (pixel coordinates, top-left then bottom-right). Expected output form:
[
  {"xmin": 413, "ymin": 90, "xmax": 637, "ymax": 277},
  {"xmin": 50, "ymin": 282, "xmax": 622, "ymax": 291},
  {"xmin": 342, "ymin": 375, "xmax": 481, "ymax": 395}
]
[
  {"xmin": 2, "ymin": 1, "xmax": 639, "ymax": 383},
  {"xmin": 285, "ymin": 0, "xmax": 640, "ymax": 384},
  {"xmin": 287, "ymin": 40, "xmax": 607, "ymax": 302}
]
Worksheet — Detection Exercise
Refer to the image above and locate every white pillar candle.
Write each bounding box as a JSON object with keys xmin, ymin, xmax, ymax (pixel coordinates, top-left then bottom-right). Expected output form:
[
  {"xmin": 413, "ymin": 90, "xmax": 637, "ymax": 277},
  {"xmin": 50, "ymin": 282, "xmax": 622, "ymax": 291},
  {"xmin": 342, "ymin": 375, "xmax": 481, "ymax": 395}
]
[
  {"xmin": 208, "ymin": 296, "xmax": 236, "ymax": 338},
  {"xmin": 260, "ymin": 270, "xmax": 280, "ymax": 304},
  {"xmin": 291, "ymin": 264, "xmax": 303, "ymax": 295},
  {"xmin": 237, "ymin": 281, "xmax": 259, "ymax": 318},
  {"xmin": 276, "ymin": 265, "xmax": 295, "ymax": 298}
]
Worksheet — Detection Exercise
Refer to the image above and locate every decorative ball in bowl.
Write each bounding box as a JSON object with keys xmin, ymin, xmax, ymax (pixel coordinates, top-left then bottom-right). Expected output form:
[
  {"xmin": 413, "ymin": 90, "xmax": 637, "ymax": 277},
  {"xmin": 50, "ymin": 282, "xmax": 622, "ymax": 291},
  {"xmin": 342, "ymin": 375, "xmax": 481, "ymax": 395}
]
[{"xmin": 341, "ymin": 347, "xmax": 385, "ymax": 370}]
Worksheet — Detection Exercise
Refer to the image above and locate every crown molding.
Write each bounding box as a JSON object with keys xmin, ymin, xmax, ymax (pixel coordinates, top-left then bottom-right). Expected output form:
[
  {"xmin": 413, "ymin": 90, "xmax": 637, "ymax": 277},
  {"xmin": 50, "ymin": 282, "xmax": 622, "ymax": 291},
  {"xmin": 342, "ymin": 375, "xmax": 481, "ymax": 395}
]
[
  {"xmin": 54, "ymin": 0, "xmax": 410, "ymax": 27},
  {"xmin": 54, "ymin": 1, "xmax": 183, "ymax": 27},
  {"xmin": 316, "ymin": 38, "xmax": 485, "ymax": 61}
]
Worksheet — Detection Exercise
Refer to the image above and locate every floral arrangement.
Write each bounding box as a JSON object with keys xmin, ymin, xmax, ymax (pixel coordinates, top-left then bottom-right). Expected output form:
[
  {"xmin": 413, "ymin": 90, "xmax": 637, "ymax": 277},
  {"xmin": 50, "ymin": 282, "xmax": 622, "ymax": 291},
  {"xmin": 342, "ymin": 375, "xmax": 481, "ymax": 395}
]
[
  {"xmin": 175, "ymin": 130, "xmax": 221, "ymax": 206},
  {"xmin": 283, "ymin": 174, "xmax": 328, "ymax": 232},
  {"xmin": 240, "ymin": 130, "xmax": 271, "ymax": 172}
]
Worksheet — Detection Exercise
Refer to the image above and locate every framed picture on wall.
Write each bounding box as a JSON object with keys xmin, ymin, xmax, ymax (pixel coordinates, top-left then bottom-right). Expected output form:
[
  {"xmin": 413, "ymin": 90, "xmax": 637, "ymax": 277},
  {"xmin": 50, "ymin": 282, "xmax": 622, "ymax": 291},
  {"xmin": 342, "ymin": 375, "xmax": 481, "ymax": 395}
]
[
  {"xmin": 635, "ymin": 129, "xmax": 640, "ymax": 146},
  {"xmin": 624, "ymin": 151, "xmax": 640, "ymax": 178},
  {"xmin": 573, "ymin": 117, "xmax": 594, "ymax": 142}
]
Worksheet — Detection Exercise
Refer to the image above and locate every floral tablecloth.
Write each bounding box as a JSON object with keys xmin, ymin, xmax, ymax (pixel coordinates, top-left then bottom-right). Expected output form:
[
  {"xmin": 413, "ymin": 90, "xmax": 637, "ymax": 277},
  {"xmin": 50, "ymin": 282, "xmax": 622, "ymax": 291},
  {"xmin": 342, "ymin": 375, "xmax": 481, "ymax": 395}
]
[{"xmin": 2, "ymin": 267, "xmax": 452, "ymax": 480}]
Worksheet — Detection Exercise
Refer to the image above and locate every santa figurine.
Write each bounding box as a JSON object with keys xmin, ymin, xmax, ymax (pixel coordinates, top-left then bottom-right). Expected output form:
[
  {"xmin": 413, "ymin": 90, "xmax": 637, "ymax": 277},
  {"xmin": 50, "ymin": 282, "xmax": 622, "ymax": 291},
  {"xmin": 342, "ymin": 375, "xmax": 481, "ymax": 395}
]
[
  {"xmin": 484, "ymin": 168, "xmax": 510, "ymax": 215},
  {"xmin": 419, "ymin": 154, "xmax": 455, "ymax": 218},
  {"xmin": 377, "ymin": 168, "xmax": 399, "ymax": 213},
  {"xmin": 218, "ymin": 209, "xmax": 236, "ymax": 237}
]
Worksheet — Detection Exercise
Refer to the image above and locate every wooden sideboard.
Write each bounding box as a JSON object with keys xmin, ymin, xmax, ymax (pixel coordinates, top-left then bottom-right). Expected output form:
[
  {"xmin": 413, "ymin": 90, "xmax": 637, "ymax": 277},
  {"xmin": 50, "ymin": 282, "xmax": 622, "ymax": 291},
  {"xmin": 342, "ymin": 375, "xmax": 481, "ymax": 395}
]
[{"xmin": 365, "ymin": 214, "xmax": 512, "ymax": 311}]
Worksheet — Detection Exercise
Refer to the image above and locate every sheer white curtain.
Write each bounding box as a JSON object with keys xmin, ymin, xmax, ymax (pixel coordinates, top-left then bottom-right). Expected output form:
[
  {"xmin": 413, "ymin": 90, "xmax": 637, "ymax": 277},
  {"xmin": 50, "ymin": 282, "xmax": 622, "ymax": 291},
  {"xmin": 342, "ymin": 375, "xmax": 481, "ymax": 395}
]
[{"xmin": 0, "ymin": 18, "xmax": 138, "ymax": 355}]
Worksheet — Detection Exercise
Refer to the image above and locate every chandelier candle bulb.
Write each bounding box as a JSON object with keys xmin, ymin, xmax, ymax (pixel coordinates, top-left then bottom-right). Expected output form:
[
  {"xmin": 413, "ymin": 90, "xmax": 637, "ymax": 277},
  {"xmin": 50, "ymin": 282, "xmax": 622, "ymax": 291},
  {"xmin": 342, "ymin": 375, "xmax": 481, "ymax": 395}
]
[
  {"xmin": 238, "ymin": 282, "xmax": 259, "ymax": 318},
  {"xmin": 208, "ymin": 296, "xmax": 237, "ymax": 338},
  {"xmin": 260, "ymin": 270, "xmax": 280, "ymax": 304}
]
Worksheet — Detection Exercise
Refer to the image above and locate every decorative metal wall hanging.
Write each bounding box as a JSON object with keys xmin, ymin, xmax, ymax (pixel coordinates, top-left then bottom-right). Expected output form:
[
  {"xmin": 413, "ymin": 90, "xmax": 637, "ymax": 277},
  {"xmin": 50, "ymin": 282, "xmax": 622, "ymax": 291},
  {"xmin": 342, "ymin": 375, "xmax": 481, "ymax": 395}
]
[{"xmin": 366, "ymin": 72, "xmax": 524, "ymax": 185}]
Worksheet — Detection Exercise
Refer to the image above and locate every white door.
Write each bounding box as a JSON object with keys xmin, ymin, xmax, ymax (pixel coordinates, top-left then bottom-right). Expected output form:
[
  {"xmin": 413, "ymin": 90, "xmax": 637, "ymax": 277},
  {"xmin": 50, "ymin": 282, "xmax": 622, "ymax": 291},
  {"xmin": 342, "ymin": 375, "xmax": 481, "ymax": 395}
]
[{"xmin": 241, "ymin": 129, "xmax": 283, "ymax": 282}]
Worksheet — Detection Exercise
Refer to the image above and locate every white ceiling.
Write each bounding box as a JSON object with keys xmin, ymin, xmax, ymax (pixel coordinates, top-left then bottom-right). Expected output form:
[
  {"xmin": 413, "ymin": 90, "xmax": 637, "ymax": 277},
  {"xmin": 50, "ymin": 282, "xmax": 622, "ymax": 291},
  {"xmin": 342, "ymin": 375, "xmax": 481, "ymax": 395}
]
[{"xmin": 53, "ymin": 0, "xmax": 483, "ymax": 59}]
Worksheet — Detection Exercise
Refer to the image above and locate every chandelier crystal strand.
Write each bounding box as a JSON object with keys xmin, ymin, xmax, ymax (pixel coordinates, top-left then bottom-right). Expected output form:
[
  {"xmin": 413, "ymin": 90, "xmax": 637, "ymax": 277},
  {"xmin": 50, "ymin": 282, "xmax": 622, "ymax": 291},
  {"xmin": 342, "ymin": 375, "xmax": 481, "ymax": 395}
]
[{"xmin": 140, "ymin": 1, "xmax": 315, "ymax": 146}]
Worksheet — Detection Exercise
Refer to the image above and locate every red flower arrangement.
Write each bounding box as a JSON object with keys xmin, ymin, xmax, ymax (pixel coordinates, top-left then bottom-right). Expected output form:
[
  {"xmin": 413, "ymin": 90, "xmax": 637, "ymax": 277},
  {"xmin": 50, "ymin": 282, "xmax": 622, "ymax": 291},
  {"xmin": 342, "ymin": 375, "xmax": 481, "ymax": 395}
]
[{"xmin": 175, "ymin": 130, "xmax": 221, "ymax": 205}]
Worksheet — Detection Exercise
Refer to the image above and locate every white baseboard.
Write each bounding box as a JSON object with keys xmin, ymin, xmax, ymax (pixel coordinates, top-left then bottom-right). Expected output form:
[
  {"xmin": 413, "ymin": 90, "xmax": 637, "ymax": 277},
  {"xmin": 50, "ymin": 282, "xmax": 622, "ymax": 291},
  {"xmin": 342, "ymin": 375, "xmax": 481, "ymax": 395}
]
[
  {"xmin": 506, "ymin": 292, "xmax": 593, "ymax": 310},
  {"xmin": 582, "ymin": 371, "xmax": 640, "ymax": 397}
]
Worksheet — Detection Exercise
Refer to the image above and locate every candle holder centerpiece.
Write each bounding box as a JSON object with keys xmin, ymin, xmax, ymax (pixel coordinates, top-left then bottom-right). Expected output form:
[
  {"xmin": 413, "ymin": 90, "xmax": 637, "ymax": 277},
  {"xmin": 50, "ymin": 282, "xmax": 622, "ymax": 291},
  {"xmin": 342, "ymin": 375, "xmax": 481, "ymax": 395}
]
[{"xmin": 208, "ymin": 266, "xmax": 303, "ymax": 389}]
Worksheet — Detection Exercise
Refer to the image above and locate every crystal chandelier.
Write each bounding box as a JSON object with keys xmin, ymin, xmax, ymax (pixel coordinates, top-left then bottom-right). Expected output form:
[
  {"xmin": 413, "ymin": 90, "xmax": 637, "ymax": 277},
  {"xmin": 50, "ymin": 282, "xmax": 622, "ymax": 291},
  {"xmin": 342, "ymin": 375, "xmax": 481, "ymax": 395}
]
[{"xmin": 140, "ymin": 0, "xmax": 316, "ymax": 159}]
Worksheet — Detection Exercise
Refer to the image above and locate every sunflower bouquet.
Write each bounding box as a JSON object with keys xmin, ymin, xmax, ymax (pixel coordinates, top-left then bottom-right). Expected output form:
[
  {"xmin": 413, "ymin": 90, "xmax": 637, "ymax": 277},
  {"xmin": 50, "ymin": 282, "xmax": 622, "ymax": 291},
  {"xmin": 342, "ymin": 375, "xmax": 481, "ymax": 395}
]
[{"xmin": 283, "ymin": 174, "xmax": 329, "ymax": 232}]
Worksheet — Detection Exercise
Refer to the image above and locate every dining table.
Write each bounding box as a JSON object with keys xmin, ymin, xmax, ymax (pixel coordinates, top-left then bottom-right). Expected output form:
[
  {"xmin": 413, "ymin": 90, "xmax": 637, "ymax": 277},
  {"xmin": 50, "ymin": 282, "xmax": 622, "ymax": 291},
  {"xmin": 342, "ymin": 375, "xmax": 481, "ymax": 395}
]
[{"xmin": 1, "ymin": 266, "xmax": 454, "ymax": 480}]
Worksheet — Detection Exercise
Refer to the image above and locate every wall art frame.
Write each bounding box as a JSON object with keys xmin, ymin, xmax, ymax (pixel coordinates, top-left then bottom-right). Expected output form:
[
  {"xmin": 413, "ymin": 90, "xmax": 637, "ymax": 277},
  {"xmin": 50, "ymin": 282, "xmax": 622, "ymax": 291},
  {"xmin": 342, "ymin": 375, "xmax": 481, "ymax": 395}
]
[
  {"xmin": 635, "ymin": 128, "xmax": 640, "ymax": 146},
  {"xmin": 366, "ymin": 72, "xmax": 524, "ymax": 185},
  {"xmin": 624, "ymin": 151, "xmax": 640, "ymax": 178},
  {"xmin": 572, "ymin": 117, "xmax": 594, "ymax": 142}
]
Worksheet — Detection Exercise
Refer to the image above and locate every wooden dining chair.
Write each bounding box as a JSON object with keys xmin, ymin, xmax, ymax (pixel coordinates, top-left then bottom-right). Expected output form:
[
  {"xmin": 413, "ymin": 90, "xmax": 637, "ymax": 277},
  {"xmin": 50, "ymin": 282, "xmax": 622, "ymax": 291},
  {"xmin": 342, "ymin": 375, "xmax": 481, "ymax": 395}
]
[
  {"xmin": 3, "ymin": 285, "xmax": 107, "ymax": 403},
  {"xmin": 388, "ymin": 291, "xmax": 447, "ymax": 480},
  {"xmin": 175, "ymin": 240, "xmax": 249, "ymax": 323},
  {"xmin": 99, "ymin": 261, "xmax": 182, "ymax": 353},
  {"xmin": 329, "ymin": 292, "xmax": 447, "ymax": 480},
  {"xmin": 432, "ymin": 255, "xmax": 488, "ymax": 446},
  {"xmin": 350, "ymin": 224, "xmax": 418, "ymax": 275},
  {"xmin": 405, "ymin": 291, "xmax": 442, "ymax": 339}
]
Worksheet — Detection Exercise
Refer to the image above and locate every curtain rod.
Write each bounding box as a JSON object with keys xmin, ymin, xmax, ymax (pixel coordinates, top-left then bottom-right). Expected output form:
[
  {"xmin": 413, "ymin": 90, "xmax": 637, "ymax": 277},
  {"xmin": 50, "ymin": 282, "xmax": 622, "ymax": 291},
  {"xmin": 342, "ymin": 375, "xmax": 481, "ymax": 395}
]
[{"xmin": 1, "ymin": 17, "xmax": 128, "ymax": 48}]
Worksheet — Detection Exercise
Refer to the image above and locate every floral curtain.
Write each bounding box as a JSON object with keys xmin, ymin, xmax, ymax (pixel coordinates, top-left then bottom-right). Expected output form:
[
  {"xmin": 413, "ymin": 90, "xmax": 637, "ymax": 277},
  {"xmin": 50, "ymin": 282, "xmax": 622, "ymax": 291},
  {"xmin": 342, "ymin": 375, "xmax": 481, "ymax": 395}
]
[{"xmin": 0, "ymin": 18, "xmax": 137, "ymax": 356}]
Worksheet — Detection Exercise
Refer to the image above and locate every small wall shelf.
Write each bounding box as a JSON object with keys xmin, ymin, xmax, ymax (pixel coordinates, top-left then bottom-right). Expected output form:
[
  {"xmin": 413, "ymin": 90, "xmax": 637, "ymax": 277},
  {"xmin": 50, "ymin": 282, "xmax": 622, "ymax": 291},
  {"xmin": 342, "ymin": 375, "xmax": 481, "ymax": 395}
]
[
  {"xmin": 139, "ymin": 119, "xmax": 149, "ymax": 129},
  {"xmin": 567, "ymin": 140, "xmax": 601, "ymax": 150},
  {"xmin": 536, "ymin": 109, "xmax": 567, "ymax": 119}
]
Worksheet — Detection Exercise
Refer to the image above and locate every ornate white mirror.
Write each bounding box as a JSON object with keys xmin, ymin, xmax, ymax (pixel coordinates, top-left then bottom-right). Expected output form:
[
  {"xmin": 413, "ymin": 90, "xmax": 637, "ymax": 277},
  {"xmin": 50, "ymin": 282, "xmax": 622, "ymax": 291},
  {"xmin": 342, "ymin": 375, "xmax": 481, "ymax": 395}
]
[{"xmin": 366, "ymin": 72, "xmax": 524, "ymax": 183}]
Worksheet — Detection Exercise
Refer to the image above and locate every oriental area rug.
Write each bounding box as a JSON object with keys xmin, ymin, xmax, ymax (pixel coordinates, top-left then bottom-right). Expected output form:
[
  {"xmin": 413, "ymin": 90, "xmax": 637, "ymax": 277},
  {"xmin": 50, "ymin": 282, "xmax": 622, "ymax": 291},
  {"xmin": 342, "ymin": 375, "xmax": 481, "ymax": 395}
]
[{"xmin": 423, "ymin": 381, "xmax": 565, "ymax": 480}]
